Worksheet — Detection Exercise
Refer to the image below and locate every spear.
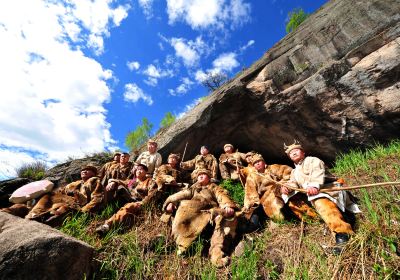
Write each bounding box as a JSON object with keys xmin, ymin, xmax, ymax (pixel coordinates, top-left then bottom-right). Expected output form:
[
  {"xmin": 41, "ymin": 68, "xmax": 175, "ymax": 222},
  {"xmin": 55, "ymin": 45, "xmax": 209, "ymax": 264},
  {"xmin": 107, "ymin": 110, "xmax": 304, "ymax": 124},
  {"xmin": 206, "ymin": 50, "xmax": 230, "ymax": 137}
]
[{"xmin": 181, "ymin": 142, "xmax": 188, "ymax": 163}]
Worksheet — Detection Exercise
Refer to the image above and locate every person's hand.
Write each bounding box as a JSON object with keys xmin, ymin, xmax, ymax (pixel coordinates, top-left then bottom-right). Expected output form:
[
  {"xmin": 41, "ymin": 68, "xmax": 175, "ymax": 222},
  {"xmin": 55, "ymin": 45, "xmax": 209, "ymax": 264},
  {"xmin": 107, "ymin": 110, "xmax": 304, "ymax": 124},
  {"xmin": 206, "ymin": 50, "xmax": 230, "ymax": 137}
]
[
  {"xmin": 224, "ymin": 207, "xmax": 235, "ymax": 217},
  {"xmin": 307, "ymin": 187, "xmax": 319, "ymax": 196},
  {"xmin": 166, "ymin": 203, "xmax": 176, "ymax": 213},
  {"xmin": 106, "ymin": 182, "xmax": 117, "ymax": 192},
  {"xmin": 281, "ymin": 186, "xmax": 290, "ymax": 195}
]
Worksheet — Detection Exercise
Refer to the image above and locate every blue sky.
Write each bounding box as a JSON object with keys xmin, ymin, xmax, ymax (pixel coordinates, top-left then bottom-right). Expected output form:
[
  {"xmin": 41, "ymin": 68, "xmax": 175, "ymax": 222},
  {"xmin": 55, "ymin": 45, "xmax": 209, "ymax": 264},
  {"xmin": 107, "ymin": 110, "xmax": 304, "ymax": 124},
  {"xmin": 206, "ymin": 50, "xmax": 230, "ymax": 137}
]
[{"xmin": 0, "ymin": 0, "xmax": 327, "ymax": 179}]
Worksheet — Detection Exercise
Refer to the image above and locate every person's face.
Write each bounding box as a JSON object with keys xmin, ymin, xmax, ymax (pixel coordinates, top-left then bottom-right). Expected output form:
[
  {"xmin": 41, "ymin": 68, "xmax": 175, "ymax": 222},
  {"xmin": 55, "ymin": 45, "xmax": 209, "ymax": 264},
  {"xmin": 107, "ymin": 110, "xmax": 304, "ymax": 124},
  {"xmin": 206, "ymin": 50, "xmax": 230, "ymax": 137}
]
[
  {"xmin": 224, "ymin": 146, "xmax": 233, "ymax": 153},
  {"xmin": 81, "ymin": 169, "xmax": 95, "ymax": 181},
  {"xmin": 200, "ymin": 147, "xmax": 209, "ymax": 156},
  {"xmin": 289, "ymin": 148, "xmax": 305, "ymax": 164},
  {"xmin": 245, "ymin": 155, "xmax": 252, "ymax": 164},
  {"xmin": 197, "ymin": 173, "xmax": 210, "ymax": 185},
  {"xmin": 113, "ymin": 154, "xmax": 120, "ymax": 162},
  {"xmin": 135, "ymin": 166, "xmax": 147, "ymax": 178},
  {"xmin": 168, "ymin": 156, "xmax": 178, "ymax": 166},
  {"xmin": 253, "ymin": 160, "xmax": 266, "ymax": 172},
  {"xmin": 148, "ymin": 143, "xmax": 157, "ymax": 153},
  {"xmin": 120, "ymin": 154, "xmax": 130, "ymax": 164}
]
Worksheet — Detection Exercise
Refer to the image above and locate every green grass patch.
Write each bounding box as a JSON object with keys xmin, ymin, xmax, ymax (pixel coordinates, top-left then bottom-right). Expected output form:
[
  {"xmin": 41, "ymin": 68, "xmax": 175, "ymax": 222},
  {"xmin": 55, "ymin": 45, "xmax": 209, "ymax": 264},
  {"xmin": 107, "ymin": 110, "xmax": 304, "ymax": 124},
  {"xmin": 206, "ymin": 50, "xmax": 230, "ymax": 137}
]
[{"xmin": 220, "ymin": 179, "xmax": 244, "ymax": 207}]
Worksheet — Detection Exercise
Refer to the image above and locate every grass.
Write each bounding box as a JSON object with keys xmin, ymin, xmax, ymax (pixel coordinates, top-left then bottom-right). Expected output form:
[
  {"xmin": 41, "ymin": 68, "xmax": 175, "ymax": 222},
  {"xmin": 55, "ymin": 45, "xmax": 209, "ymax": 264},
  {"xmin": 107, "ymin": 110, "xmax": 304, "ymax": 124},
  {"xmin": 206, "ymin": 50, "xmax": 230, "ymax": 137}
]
[
  {"xmin": 16, "ymin": 161, "xmax": 47, "ymax": 180},
  {"xmin": 220, "ymin": 179, "xmax": 244, "ymax": 207},
  {"xmin": 56, "ymin": 141, "xmax": 400, "ymax": 279}
]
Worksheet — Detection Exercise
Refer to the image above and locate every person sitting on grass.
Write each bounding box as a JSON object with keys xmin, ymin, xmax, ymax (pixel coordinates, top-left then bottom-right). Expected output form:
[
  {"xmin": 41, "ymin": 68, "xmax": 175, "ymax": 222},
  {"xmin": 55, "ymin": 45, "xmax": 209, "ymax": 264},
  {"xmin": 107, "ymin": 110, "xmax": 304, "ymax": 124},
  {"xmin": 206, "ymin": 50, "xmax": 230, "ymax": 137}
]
[
  {"xmin": 95, "ymin": 164, "xmax": 158, "ymax": 234},
  {"xmin": 163, "ymin": 169, "xmax": 238, "ymax": 268},
  {"xmin": 281, "ymin": 141, "xmax": 361, "ymax": 254}
]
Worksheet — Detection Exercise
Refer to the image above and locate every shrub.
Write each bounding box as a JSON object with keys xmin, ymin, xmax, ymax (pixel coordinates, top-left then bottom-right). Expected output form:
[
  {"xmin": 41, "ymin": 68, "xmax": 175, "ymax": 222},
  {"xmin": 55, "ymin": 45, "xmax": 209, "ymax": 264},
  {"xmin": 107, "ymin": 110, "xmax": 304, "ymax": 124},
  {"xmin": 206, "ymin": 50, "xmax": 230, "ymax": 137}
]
[
  {"xmin": 16, "ymin": 161, "xmax": 47, "ymax": 180},
  {"xmin": 286, "ymin": 8, "xmax": 309, "ymax": 33}
]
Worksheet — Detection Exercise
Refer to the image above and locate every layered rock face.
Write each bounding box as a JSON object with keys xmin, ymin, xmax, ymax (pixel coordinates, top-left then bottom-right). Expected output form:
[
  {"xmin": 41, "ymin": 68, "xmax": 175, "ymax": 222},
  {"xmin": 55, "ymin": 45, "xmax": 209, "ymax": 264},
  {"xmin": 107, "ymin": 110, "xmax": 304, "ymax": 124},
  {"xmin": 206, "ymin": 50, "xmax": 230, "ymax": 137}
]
[
  {"xmin": 0, "ymin": 212, "xmax": 94, "ymax": 280},
  {"xmin": 154, "ymin": 0, "xmax": 400, "ymax": 164}
]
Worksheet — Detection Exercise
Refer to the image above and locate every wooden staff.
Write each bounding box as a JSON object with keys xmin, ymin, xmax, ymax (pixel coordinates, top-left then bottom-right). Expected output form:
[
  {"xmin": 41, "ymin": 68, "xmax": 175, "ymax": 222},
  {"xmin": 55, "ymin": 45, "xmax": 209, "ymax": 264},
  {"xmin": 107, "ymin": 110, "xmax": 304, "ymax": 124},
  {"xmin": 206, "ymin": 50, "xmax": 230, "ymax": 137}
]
[
  {"xmin": 283, "ymin": 181, "xmax": 400, "ymax": 193},
  {"xmin": 252, "ymin": 172, "xmax": 400, "ymax": 193}
]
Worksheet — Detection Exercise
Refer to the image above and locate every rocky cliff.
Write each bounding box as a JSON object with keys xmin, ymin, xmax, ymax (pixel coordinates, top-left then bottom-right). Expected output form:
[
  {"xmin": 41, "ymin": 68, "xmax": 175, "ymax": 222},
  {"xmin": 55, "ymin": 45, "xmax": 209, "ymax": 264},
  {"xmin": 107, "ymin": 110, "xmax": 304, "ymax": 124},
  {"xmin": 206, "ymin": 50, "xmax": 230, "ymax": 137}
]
[{"xmin": 154, "ymin": 0, "xmax": 400, "ymax": 164}]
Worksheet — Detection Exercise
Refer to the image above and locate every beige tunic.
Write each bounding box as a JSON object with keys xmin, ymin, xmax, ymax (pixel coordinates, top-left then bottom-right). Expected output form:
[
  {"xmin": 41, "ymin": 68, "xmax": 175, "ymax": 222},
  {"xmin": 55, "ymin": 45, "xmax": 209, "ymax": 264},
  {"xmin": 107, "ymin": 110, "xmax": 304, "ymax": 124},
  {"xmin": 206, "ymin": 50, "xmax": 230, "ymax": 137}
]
[
  {"xmin": 283, "ymin": 156, "xmax": 360, "ymax": 213},
  {"xmin": 136, "ymin": 151, "xmax": 162, "ymax": 175},
  {"xmin": 181, "ymin": 154, "xmax": 218, "ymax": 181}
]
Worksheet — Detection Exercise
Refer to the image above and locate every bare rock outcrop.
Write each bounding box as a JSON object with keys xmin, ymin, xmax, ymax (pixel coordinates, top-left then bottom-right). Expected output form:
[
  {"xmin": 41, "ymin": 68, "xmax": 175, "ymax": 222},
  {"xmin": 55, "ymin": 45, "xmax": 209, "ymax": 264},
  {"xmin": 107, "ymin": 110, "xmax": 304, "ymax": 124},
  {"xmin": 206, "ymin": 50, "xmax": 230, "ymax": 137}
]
[
  {"xmin": 0, "ymin": 212, "xmax": 94, "ymax": 280},
  {"xmin": 154, "ymin": 0, "xmax": 400, "ymax": 164}
]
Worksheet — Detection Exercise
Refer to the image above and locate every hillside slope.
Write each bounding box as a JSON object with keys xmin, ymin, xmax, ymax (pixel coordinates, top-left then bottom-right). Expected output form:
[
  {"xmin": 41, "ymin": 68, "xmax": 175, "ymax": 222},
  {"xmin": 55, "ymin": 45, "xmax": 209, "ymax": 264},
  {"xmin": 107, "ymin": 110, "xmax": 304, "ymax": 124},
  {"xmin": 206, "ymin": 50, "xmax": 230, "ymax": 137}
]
[{"xmin": 61, "ymin": 141, "xmax": 400, "ymax": 279}]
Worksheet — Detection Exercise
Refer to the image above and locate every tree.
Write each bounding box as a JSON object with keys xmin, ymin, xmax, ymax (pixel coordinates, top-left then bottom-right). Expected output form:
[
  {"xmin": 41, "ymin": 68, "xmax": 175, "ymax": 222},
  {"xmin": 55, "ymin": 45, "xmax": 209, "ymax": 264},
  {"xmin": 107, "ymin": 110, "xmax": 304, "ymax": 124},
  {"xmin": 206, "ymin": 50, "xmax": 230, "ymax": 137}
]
[
  {"xmin": 160, "ymin": 112, "xmax": 176, "ymax": 128},
  {"xmin": 125, "ymin": 117, "xmax": 153, "ymax": 151},
  {"xmin": 201, "ymin": 71, "xmax": 228, "ymax": 92},
  {"xmin": 286, "ymin": 8, "xmax": 309, "ymax": 33}
]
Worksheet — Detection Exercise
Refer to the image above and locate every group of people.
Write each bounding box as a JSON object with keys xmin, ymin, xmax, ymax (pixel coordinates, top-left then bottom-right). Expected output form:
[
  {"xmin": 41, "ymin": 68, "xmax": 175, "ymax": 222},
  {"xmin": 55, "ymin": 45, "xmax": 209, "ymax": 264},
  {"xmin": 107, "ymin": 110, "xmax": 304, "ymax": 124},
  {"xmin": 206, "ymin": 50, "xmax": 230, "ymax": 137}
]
[{"xmin": 2, "ymin": 139, "xmax": 361, "ymax": 267}]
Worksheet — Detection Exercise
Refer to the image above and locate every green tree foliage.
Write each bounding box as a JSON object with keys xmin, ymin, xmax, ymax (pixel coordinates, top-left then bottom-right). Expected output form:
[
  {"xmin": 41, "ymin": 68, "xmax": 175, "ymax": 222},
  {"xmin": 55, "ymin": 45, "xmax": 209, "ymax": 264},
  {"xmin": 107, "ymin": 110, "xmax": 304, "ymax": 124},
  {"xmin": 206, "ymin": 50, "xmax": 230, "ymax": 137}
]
[
  {"xmin": 125, "ymin": 117, "xmax": 153, "ymax": 151},
  {"xmin": 160, "ymin": 112, "xmax": 176, "ymax": 128},
  {"xmin": 286, "ymin": 8, "xmax": 309, "ymax": 33}
]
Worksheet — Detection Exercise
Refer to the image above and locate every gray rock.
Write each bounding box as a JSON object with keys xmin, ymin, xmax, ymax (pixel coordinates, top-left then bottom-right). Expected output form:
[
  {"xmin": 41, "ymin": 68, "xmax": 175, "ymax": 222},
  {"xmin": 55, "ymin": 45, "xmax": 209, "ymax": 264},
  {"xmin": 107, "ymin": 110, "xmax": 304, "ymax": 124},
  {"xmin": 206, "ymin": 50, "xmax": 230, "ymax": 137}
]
[
  {"xmin": 44, "ymin": 153, "xmax": 111, "ymax": 188},
  {"xmin": 0, "ymin": 212, "xmax": 94, "ymax": 280},
  {"xmin": 0, "ymin": 178, "xmax": 31, "ymax": 208},
  {"xmin": 153, "ymin": 0, "xmax": 400, "ymax": 165}
]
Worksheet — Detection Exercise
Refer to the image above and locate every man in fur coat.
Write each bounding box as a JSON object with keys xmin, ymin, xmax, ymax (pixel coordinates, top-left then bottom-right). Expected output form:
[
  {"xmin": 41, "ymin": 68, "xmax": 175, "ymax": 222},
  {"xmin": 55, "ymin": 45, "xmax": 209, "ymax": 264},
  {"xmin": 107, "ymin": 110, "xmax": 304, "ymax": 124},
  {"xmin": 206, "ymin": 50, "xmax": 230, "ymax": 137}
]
[
  {"xmin": 243, "ymin": 154, "xmax": 291, "ymax": 222},
  {"xmin": 281, "ymin": 142, "xmax": 361, "ymax": 253},
  {"xmin": 25, "ymin": 165, "xmax": 104, "ymax": 224},
  {"xmin": 181, "ymin": 145, "xmax": 218, "ymax": 183},
  {"xmin": 163, "ymin": 169, "xmax": 238, "ymax": 268},
  {"xmin": 219, "ymin": 143, "xmax": 246, "ymax": 181},
  {"xmin": 96, "ymin": 164, "xmax": 158, "ymax": 234}
]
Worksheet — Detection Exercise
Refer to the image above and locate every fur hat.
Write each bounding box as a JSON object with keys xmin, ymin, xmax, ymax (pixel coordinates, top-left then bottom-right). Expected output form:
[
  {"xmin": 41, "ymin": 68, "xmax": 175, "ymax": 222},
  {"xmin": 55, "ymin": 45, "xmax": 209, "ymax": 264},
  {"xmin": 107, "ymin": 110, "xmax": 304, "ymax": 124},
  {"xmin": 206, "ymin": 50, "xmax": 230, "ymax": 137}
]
[
  {"xmin": 223, "ymin": 143, "xmax": 234, "ymax": 150},
  {"xmin": 245, "ymin": 151, "xmax": 255, "ymax": 158},
  {"xmin": 195, "ymin": 168, "xmax": 211, "ymax": 178},
  {"xmin": 251, "ymin": 154, "xmax": 265, "ymax": 164},
  {"xmin": 168, "ymin": 153, "xmax": 180, "ymax": 160},
  {"xmin": 148, "ymin": 139, "xmax": 157, "ymax": 145},
  {"xmin": 113, "ymin": 152, "xmax": 121, "ymax": 156},
  {"xmin": 81, "ymin": 165, "xmax": 98, "ymax": 174},
  {"xmin": 284, "ymin": 140, "xmax": 303, "ymax": 155}
]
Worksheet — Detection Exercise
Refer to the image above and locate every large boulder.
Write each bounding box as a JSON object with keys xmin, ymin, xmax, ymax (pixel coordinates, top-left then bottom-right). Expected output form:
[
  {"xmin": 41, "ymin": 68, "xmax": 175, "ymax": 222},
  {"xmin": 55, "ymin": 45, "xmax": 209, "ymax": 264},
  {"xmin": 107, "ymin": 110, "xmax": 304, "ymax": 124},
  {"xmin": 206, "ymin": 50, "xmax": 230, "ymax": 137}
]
[
  {"xmin": 154, "ymin": 0, "xmax": 400, "ymax": 164},
  {"xmin": 0, "ymin": 178, "xmax": 31, "ymax": 208},
  {"xmin": 0, "ymin": 212, "xmax": 94, "ymax": 280},
  {"xmin": 44, "ymin": 153, "xmax": 112, "ymax": 188}
]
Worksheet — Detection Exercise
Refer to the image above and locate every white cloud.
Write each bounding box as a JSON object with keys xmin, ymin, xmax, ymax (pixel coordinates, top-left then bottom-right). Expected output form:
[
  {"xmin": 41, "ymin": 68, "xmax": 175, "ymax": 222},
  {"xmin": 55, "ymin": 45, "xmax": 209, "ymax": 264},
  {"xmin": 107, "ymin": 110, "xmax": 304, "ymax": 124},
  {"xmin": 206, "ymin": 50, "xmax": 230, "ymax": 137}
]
[
  {"xmin": 177, "ymin": 97, "xmax": 203, "ymax": 119},
  {"xmin": 169, "ymin": 36, "xmax": 208, "ymax": 67},
  {"xmin": 142, "ymin": 64, "xmax": 173, "ymax": 86},
  {"xmin": 138, "ymin": 0, "xmax": 154, "ymax": 19},
  {"xmin": 168, "ymin": 77, "xmax": 194, "ymax": 96},
  {"xmin": 0, "ymin": 0, "xmax": 128, "ymax": 177},
  {"xmin": 239, "ymin": 39, "xmax": 255, "ymax": 52},
  {"xmin": 166, "ymin": 0, "xmax": 251, "ymax": 30},
  {"xmin": 124, "ymin": 83, "xmax": 153, "ymax": 105},
  {"xmin": 0, "ymin": 148, "xmax": 48, "ymax": 180},
  {"xmin": 127, "ymin": 61, "xmax": 140, "ymax": 71},
  {"xmin": 195, "ymin": 70, "xmax": 208, "ymax": 83},
  {"xmin": 212, "ymin": 52, "xmax": 239, "ymax": 71}
]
